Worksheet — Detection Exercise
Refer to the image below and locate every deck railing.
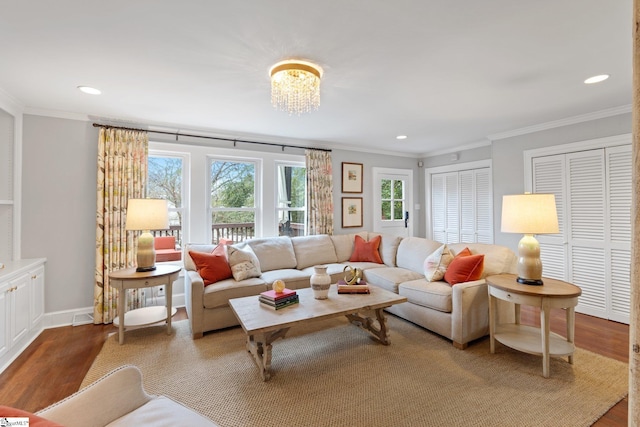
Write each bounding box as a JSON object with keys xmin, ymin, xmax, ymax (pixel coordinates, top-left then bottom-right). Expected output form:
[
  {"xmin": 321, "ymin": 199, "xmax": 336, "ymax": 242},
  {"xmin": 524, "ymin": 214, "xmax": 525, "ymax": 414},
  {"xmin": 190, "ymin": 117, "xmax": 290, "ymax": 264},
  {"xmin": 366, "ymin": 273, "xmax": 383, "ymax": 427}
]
[{"xmin": 152, "ymin": 222, "xmax": 305, "ymax": 245}]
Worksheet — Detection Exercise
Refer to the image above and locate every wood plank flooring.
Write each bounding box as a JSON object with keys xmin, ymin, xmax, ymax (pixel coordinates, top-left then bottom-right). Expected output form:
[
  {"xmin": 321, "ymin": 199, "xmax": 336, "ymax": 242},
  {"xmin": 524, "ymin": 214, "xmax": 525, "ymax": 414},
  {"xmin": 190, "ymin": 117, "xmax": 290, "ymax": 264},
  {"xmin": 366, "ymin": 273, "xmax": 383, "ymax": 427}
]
[{"xmin": 0, "ymin": 307, "xmax": 629, "ymax": 425}]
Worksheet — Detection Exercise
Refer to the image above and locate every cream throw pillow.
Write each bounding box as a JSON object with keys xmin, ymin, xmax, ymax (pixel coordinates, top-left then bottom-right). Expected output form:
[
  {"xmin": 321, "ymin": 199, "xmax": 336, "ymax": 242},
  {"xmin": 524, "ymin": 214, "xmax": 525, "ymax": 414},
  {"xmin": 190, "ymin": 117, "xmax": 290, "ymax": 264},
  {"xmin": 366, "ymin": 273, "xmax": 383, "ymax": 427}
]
[
  {"xmin": 423, "ymin": 244, "xmax": 454, "ymax": 282},
  {"xmin": 227, "ymin": 245, "xmax": 262, "ymax": 281}
]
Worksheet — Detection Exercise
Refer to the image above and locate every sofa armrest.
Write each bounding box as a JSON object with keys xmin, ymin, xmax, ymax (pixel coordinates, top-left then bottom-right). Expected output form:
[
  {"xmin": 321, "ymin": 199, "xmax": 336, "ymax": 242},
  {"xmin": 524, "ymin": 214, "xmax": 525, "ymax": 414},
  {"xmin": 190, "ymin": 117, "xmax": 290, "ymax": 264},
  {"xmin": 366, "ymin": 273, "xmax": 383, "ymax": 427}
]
[
  {"xmin": 451, "ymin": 279, "xmax": 516, "ymax": 348},
  {"xmin": 36, "ymin": 366, "xmax": 152, "ymax": 427},
  {"xmin": 185, "ymin": 269, "xmax": 205, "ymax": 338}
]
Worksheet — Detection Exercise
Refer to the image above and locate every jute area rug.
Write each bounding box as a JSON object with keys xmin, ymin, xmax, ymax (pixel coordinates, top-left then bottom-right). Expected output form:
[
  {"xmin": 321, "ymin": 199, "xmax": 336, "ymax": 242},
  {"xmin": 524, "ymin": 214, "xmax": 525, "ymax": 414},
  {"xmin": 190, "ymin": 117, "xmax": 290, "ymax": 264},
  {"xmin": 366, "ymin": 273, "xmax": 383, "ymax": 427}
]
[{"xmin": 84, "ymin": 316, "xmax": 627, "ymax": 427}]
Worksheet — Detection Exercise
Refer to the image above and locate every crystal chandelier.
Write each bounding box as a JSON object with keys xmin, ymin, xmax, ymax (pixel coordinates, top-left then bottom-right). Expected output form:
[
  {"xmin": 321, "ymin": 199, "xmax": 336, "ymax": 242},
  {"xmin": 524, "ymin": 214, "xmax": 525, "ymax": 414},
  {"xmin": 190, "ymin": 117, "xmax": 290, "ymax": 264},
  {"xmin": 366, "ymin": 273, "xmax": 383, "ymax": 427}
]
[{"xmin": 270, "ymin": 59, "xmax": 323, "ymax": 115}]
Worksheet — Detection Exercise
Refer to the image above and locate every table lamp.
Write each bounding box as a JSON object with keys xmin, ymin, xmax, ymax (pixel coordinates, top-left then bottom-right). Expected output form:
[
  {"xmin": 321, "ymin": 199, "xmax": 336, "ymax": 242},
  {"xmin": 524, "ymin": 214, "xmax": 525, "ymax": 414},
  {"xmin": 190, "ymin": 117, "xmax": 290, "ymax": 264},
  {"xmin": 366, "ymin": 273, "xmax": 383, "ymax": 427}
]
[
  {"xmin": 501, "ymin": 193, "xmax": 559, "ymax": 285},
  {"xmin": 125, "ymin": 198, "xmax": 170, "ymax": 272}
]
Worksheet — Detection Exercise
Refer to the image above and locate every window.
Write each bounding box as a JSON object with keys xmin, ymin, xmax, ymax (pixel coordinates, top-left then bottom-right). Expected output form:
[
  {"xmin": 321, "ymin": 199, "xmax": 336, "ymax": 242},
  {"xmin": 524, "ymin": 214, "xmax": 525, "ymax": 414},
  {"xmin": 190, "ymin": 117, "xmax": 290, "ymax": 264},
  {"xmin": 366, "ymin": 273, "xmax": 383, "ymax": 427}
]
[
  {"xmin": 209, "ymin": 159, "xmax": 257, "ymax": 244},
  {"xmin": 380, "ymin": 178, "xmax": 405, "ymax": 221},
  {"xmin": 147, "ymin": 155, "xmax": 185, "ymax": 247},
  {"xmin": 276, "ymin": 163, "xmax": 306, "ymax": 237}
]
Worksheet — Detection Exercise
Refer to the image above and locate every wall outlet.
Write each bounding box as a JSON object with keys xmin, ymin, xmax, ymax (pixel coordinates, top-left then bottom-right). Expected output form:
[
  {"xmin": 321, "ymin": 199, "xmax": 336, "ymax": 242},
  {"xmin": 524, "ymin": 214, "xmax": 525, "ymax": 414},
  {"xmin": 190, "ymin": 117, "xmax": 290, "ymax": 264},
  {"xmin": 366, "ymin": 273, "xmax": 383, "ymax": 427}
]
[{"xmin": 157, "ymin": 286, "xmax": 165, "ymax": 297}]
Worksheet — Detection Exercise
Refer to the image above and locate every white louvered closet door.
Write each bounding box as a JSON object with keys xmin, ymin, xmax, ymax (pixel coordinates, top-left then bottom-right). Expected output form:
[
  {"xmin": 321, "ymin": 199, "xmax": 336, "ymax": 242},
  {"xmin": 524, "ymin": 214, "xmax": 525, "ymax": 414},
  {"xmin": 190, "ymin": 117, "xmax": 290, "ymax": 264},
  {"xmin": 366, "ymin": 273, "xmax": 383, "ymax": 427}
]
[
  {"xmin": 532, "ymin": 154, "xmax": 568, "ymax": 281},
  {"xmin": 431, "ymin": 168, "xmax": 493, "ymax": 245},
  {"xmin": 566, "ymin": 150, "xmax": 607, "ymax": 318},
  {"xmin": 460, "ymin": 168, "xmax": 494, "ymax": 243},
  {"xmin": 606, "ymin": 144, "xmax": 632, "ymax": 323},
  {"xmin": 531, "ymin": 144, "xmax": 631, "ymax": 324}
]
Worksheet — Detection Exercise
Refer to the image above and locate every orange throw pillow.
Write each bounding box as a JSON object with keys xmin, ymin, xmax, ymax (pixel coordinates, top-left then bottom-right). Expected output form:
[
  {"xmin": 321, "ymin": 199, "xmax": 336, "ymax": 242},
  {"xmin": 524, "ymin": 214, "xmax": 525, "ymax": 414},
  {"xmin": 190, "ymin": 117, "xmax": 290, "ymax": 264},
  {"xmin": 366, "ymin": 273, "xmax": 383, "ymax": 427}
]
[
  {"xmin": 189, "ymin": 245, "xmax": 233, "ymax": 286},
  {"xmin": 455, "ymin": 247, "xmax": 473, "ymax": 257},
  {"xmin": 444, "ymin": 253, "xmax": 485, "ymax": 285},
  {"xmin": 349, "ymin": 235, "xmax": 383, "ymax": 264},
  {"xmin": 0, "ymin": 406, "xmax": 64, "ymax": 426}
]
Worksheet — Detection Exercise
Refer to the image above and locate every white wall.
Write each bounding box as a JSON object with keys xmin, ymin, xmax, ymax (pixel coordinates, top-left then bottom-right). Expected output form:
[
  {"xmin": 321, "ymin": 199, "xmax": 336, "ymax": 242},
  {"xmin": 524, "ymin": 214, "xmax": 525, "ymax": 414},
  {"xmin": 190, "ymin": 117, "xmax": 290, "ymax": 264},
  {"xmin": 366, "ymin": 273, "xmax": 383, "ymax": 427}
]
[{"xmin": 21, "ymin": 115, "xmax": 98, "ymax": 313}]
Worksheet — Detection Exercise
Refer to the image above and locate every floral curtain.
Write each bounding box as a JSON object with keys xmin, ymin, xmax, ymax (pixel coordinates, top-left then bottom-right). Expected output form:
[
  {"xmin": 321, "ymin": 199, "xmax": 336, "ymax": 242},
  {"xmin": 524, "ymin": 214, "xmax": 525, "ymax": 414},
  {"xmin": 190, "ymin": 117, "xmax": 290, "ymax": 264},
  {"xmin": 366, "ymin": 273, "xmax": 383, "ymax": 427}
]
[
  {"xmin": 305, "ymin": 149, "xmax": 333, "ymax": 235},
  {"xmin": 94, "ymin": 128, "xmax": 149, "ymax": 324}
]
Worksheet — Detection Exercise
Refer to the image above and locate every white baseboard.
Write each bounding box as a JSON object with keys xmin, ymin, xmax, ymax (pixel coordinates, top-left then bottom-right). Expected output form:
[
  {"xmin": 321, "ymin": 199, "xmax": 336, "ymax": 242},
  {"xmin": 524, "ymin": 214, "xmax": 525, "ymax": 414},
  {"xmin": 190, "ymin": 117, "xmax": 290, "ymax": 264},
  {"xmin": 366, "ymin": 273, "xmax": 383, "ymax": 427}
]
[{"xmin": 43, "ymin": 293, "xmax": 186, "ymax": 329}]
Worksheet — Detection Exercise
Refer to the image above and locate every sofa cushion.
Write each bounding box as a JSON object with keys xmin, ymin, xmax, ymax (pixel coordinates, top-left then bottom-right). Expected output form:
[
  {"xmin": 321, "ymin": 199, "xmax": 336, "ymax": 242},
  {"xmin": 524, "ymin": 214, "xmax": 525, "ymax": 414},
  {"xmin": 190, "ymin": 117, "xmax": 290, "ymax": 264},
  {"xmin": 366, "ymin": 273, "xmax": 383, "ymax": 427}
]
[
  {"xmin": 189, "ymin": 246, "xmax": 232, "ymax": 286},
  {"xmin": 423, "ymin": 244, "xmax": 453, "ymax": 282},
  {"xmin": 350, "ymin": 235, "xmax": 383, "ymax": 264},
  {"xmin": 260, "ymin": 269, "xmax": 312, "ymax": 290},
  {"xmin": 396, "ymin": 237, "xmax": 443, "ymax": 274},
  {"xmin": 246, "ymin": 237, "xmax": 297, "ymax": 272},
  {"xmin": 330, "ymin": 232, "xmax": 368, "ymax": 262},
  {"xmin": 228, "ymin": 245, "xmax": 262, "ymax": 281},
  {"xmin": 291, "ymin": 235, "xmax": 338, "ymax": 269},
  {"xmin": 363, "ymin": 267, "xmax": 424, "ymax": 293},
  {"xmin": 444, "ymin": 253, "xmax": 484, "ymax": 285},
  {"xmin": 399, "ymin": 279, "xmax": 453, "ymax": 313},
  {"xmin": 108, "ymin": 396, "xmax": 217, "ymax": 427},
  {"xmin": 448, "ymin": 243, "xmax": 517, "ymax": 278},
  {"xmin": 368, "ymin": 233, "xmax": 403, "ymax": 267},
  {"xmin": 0, "ymin": 406, "xmax": 64, "ymax": 427},
  {"xmin": 203, "ymin": 277, "xmax": 267, "ymax": 309}
]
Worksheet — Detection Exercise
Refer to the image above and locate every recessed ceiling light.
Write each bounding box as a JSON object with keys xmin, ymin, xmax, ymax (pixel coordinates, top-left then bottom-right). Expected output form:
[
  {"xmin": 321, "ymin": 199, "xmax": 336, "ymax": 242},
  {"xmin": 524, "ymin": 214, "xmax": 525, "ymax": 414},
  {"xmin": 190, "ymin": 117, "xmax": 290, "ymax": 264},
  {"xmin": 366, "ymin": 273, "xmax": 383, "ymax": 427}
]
[
  {"xmin": 77, "ymin": 86, "xmax": 101, "ymax": 95},
  {"xmin": 584, "ymin": 75, "xmax": 609, "ymax": 84},
  {"xmin": 396, "ymin": 135, "xmax": 407, "ymax": 140}
]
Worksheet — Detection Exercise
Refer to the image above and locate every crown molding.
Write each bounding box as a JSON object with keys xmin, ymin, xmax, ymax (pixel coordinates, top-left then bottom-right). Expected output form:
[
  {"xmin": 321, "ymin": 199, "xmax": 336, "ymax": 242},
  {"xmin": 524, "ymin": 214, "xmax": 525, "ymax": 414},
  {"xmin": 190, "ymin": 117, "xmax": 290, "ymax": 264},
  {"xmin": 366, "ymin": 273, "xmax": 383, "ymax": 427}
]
[
  {"xmin": 419, "ymin": 139, "xmax": 491, "ymax": 158},
  {"xmin": 487, "ymin": 105, "xmax": 632, "ymax": 141}
]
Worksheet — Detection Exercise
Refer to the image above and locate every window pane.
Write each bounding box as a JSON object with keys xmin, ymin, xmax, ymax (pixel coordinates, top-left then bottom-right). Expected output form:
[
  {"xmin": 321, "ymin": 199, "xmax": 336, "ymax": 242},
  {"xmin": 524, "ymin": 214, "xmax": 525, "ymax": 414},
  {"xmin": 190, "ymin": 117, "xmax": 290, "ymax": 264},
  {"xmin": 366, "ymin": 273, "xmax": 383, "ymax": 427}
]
[
  {"xmin": 381, "ymin": 179, "xmax": 391, "ymax": 199},
  {"xmin": 211, "ymin": 211, "xmax": 255, "ymax": 243},
  {"xmin": 211, "ymin": 161, "xmax": 255, "ymax": 208},
  {"xmin": 148, "ymin": 156, "xmax": 182, "ymax": 206},
  {"xmin": 393, "ymin": 180, "xmax": 403, "ymax": 199},
  {"xmin": 394, "ymin": 201, "xmax": 404, "ymax": 220},
  {"xmin": 148, "ymin": 156, "xmax": 183, "ymax": 246},
  {"xmin": 381, "ymin": 201, "xmax": 391, "ymax": 220},
  {"xmin": 278, "ymin": 165, "xmax": 306, "ymax": 208},
  {"xmin": 279, "ymin": 210, "xmax": 305, "ymax": 237}
]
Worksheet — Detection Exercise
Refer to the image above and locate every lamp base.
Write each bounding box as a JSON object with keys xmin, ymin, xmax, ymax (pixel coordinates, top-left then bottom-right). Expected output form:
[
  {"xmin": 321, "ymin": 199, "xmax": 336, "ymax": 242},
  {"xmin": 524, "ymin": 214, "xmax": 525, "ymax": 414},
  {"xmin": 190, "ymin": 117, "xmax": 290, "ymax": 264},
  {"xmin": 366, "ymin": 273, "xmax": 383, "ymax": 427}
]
[
  {"xmin": 517, "ymin": 277, "xmax": 544, "ymax": 286},
  {"xmin": 136, "ymin": 266, "xmax": 157, "ymax": 273}
]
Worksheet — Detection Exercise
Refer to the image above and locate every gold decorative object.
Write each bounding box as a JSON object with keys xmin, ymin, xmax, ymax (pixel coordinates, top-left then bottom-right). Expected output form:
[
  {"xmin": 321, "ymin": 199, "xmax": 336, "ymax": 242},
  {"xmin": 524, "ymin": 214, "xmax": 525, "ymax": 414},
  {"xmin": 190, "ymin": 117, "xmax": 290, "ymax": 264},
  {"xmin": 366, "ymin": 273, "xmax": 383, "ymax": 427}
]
[
  {"xmin": 343, "ymin": 265, "xmax": 363, "ymax": 285},
  {"xmin": 272, "ymin": 279, "xmax": 286, "ymax": 293},
  {"xmin": 269, "ymin": 59, "xmax": 323, "ymax": 115}
]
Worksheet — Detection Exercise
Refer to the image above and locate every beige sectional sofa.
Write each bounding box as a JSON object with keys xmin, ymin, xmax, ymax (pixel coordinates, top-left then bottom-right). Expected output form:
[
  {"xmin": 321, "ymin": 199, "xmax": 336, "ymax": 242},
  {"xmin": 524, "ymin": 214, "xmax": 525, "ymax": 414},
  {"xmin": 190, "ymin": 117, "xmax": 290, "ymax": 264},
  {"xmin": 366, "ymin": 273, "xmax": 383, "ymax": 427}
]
[{"xmin": 184, "ymin": 232, "xmax": 516, "ymax": 348}]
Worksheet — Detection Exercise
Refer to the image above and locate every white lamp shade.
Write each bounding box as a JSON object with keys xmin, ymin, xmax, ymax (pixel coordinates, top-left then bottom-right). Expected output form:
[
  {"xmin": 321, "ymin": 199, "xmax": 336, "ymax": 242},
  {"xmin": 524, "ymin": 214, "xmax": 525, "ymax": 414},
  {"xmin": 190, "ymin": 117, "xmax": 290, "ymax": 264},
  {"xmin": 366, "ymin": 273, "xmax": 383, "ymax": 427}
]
[
  {"xmin": 125, "ymin": 199, "xmax": 170, "ymax": 231},
  {"xmin": 501, "ymin": 194, "xmax": 559, "ymax": 235}
]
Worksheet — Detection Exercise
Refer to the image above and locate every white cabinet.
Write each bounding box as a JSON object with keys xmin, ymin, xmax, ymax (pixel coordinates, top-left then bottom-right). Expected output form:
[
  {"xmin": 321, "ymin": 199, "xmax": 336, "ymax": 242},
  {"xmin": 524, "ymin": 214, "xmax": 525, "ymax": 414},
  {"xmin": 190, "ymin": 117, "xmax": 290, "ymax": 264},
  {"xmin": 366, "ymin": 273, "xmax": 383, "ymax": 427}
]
[{"xmin": 0, "ymin": 258, "xmax": 46, "ymax": 373}]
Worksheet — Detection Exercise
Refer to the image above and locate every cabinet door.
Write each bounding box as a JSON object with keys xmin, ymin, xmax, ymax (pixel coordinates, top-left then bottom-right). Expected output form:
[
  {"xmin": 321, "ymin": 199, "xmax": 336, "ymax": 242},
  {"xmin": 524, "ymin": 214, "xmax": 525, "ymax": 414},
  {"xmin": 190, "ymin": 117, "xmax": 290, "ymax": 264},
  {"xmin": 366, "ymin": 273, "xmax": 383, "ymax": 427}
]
[
  {"xmin": 30, "ymin": 266, "xmax": 45, "ymax": 327},
  {"xmin": 10, "ymin": 273, "xmax": 30, "ymax": 346},
  {"xmin": 0, "ymin": 282, "xmax": 8, "ymax": 358}
]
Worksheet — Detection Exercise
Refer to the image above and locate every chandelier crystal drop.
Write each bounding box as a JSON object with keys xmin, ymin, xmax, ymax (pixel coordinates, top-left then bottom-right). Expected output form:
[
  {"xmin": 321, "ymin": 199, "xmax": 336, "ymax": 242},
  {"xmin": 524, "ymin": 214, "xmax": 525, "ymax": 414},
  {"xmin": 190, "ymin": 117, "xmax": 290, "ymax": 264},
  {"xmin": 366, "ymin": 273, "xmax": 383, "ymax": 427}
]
[{"xmin": 270, "ymin": 59, "xmax": 323, "ymax": 115}]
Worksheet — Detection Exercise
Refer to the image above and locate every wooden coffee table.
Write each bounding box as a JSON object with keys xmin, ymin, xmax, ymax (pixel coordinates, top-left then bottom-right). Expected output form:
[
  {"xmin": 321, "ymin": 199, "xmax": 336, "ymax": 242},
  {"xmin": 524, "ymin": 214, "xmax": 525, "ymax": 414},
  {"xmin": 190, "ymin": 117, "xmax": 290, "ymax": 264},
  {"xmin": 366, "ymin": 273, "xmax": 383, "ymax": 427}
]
[{"xmin": 229, "ymin": 285, "xmax": 407, "ymax": 381}]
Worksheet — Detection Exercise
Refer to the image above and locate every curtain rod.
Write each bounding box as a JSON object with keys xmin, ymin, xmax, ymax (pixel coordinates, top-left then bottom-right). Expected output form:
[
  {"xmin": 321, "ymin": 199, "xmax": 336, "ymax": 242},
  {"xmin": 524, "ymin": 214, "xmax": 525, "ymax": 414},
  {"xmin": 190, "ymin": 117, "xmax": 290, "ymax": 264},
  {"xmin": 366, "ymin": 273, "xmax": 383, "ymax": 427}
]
[{"xmin": 92, "ymin": 123, "xmax": 332, "ymax": 152}]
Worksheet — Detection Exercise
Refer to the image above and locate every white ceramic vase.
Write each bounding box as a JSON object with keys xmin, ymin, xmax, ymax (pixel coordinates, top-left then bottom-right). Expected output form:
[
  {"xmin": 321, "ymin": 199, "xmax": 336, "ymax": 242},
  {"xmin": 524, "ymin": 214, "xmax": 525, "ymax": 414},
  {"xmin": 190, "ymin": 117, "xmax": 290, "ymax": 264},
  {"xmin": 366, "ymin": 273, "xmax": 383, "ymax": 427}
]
[{"xmin": 310, "ymin": 265, "xmax": 331, "ymax": 299}]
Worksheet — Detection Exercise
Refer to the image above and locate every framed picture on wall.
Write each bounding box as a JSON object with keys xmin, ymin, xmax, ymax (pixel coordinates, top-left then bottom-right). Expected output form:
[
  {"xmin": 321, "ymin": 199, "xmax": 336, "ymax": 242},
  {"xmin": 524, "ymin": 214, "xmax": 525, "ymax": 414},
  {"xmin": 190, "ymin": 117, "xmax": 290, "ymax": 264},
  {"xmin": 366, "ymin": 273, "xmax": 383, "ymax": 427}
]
[
  {"xmin": 342, "ymin": 162, "xmax": 363, "ymax": 193},
  {"xmin": 342, "ymin": 197, "xmax": 363, "ymax": 228}
]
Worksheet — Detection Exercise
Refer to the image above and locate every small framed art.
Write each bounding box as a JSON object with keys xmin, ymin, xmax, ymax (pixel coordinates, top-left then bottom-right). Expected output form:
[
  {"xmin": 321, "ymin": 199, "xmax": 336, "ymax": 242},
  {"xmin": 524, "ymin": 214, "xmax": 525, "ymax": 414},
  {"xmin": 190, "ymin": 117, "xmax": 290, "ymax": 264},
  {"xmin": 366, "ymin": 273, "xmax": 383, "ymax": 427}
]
[
  {"xmin": 342, "ymin": 162, "xmax": 363, "ymax": 193},
  {"xmin": 342, "ymin": 197, "xmax": 363, "ymax": 228}
]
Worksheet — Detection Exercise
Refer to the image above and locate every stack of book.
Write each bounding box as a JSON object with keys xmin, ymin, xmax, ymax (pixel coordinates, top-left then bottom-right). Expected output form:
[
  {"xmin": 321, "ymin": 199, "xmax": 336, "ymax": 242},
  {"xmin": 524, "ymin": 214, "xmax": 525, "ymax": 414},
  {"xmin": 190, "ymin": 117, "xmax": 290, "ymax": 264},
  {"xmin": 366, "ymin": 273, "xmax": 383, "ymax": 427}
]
[
  {"xmin": 259, "ymin": 288, "xmax": 299, "ymax": 310},
  {"xmin": 337, "ymin": 279, "xmax": 370, "ymax": 294}
]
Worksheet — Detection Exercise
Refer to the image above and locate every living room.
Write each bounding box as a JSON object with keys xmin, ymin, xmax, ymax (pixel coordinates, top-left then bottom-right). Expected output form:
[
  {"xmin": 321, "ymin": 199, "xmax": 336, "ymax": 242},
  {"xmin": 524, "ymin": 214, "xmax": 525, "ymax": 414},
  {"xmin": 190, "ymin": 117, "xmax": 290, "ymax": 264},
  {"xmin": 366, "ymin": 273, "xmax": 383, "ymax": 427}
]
[{"xmin": 0, "ymin": 1, "xmax": 637, "ymax": 426}]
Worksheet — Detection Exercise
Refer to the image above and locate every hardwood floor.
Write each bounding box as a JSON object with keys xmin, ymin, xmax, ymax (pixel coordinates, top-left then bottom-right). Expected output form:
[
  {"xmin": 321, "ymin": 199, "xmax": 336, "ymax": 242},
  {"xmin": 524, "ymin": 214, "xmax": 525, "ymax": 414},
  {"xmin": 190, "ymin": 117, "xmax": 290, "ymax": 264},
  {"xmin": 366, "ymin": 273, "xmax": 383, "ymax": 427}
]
[{"xmin": 0, "ymin": 307, "xmax": 629, "ymax": 425}]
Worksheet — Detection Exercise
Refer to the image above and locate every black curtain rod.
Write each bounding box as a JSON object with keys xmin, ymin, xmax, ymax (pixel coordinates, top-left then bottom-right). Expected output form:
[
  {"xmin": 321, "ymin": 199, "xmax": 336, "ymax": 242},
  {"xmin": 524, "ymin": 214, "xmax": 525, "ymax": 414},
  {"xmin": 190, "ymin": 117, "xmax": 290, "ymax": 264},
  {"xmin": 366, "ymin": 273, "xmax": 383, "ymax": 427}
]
[{"xmin": 92, "ymin": 123, "xmax": 331, "ymax": 152}]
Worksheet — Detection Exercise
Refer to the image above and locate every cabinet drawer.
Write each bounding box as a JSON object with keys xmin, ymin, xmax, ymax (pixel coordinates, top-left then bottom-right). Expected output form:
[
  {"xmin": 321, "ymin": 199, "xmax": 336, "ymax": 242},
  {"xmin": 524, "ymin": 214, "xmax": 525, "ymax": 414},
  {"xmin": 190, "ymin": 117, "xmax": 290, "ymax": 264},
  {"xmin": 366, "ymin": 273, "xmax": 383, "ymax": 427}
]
[{"xmin": 490, "ymin": 286, "xmax": 541, "ymax": 307}]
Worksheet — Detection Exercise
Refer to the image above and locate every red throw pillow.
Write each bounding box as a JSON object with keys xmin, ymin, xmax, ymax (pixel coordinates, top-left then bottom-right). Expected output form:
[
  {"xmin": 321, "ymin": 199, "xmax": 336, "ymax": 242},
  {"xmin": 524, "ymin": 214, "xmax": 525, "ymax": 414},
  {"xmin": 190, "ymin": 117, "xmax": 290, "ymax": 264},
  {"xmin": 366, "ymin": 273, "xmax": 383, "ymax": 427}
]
[
  {"xmin": 349, "ymin": 235, "xmax": 383, "ymax": 264},
  {"xmin": 189, "ymin": 245, "xmax": 233, "ymax": 286},
  {"xmin": 455, "ymin": 247, "xmax": 473, "ymax": 257},
  {"xmin": 444, "ymin": 254, "xmax": 485, "ymax": 285},
  {"xmin": 0, "ymin": 406, "xmax": 64, "ymax": 426}
]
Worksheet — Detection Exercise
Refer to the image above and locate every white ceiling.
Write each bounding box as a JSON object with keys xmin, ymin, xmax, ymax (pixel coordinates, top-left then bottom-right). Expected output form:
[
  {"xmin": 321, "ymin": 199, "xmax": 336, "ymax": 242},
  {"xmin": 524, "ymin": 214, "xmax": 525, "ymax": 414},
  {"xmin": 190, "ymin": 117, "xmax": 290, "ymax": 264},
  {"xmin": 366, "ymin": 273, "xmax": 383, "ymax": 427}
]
[{"xmin": 0, "ymin": 1, "xmax": 632, "ymax": 156}]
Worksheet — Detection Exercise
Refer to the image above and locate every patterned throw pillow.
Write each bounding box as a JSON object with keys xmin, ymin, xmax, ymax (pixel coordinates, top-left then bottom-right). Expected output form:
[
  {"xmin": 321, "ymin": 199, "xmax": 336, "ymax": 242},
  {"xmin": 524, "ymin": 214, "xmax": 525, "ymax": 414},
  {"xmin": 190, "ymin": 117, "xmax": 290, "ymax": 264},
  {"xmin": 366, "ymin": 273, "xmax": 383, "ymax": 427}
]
[
  {"xmin": 227, "ymin": 245, "xmax": 262, "ymax": 281},
  {"xmin": 423, "ymin": 244, "xmax": 454, "ymax": 282}
]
